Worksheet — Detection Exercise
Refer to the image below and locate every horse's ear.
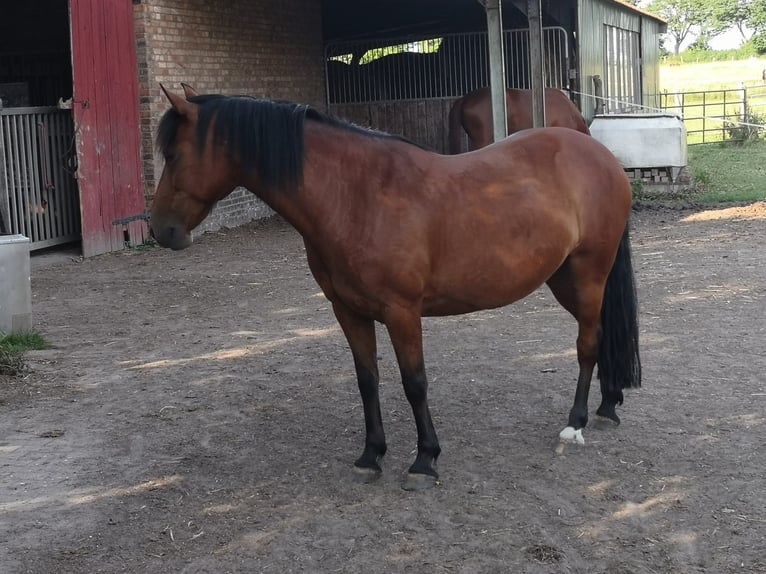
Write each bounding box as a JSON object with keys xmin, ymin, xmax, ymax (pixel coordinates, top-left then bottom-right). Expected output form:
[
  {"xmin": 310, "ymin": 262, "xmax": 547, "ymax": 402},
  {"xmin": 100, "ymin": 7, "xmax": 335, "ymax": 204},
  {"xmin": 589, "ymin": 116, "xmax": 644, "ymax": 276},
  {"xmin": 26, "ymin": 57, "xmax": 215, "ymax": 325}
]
[
  {"xmin": 181, "ymin": 83, "xmax": 198, "ymax": 99},
  {"xmin": 160, "ymin": 84, "xmax": 196, "ymax": 117}
]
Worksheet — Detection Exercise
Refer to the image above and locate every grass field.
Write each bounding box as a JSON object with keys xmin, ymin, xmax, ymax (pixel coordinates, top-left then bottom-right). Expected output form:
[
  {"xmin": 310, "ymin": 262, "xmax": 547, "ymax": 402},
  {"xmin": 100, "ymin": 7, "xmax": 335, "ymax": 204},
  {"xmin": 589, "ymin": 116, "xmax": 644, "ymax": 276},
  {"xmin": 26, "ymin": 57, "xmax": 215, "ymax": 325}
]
[
  {"xmin": 660, "ymin": 56, "xmax": 766, "ymax": 92},
  {"xmin": 687, "ymin": 140, "xmax": 766, "ymax": 203},
  {"xmin": 656, "ymin": 58, "xmax": 766, "ymax": 203},
  {"xmin": 659, "ymin": 57, "xmax": 766, "ymax": 145}
]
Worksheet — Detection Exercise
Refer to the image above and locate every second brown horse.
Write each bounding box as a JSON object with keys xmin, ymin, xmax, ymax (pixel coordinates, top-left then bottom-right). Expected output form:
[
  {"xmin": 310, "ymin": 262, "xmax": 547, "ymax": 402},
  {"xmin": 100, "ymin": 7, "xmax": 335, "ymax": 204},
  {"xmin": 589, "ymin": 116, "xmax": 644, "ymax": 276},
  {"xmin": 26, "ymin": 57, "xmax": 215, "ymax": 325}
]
[{"xmin": 448, "ymin": 87, "xmax": 590, "ymax": 153}]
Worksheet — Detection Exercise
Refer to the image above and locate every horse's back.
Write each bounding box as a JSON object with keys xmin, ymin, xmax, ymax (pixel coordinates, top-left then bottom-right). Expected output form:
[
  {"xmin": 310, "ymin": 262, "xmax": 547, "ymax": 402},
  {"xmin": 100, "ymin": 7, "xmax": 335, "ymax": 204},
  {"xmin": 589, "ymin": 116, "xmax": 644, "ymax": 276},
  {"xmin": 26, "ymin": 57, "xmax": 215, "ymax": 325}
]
[
  {"xmin": 492, "ymin": 127, "xmax": 631, "ymax": 244},
  {"xmin": 541, "ymin": 89, "xmax": 591, "ymax": 135},
  {"xmin": 482, "ymin": 126, "xmax": 624, "ymax": 180},
  {"xmin": 457, "ymin": 88, "xmax": 589, "ymax": 151},
  {"xmin": 448, "ymin": 127, "xmax": 631, "ymax": 225},
  {"xmin": 508, "ymin": 88, "xmax": 589, "ymax": 135},
  {"xmin": 438, "ymin": 125, "xmax": 622, "ymax": 180}
]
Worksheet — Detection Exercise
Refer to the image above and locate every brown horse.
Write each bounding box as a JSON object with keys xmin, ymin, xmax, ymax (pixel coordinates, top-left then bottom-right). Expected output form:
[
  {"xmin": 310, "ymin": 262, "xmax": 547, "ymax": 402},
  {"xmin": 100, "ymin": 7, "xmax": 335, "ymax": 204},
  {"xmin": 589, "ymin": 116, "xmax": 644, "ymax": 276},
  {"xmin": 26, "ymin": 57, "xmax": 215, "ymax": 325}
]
[
  {"xmin": 448, "ymin": 87, "xmax": 590, "ymax": 153},
  {"xmin": 150, "ymin": 84, "xmax": 640, "ymax": 490}
]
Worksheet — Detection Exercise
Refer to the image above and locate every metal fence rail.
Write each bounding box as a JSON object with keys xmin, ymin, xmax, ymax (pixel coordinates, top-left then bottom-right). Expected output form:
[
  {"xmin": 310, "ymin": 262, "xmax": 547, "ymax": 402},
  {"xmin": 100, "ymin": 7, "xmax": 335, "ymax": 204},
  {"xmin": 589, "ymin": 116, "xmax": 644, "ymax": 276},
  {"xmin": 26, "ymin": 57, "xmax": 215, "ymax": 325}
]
[
  {"xmin": 0, "ymin": 106, "xmax": 80, "ymax": 249},
  {"xmin": 658, "ymin": 84, "xmax": 766, "ymax": 144}
]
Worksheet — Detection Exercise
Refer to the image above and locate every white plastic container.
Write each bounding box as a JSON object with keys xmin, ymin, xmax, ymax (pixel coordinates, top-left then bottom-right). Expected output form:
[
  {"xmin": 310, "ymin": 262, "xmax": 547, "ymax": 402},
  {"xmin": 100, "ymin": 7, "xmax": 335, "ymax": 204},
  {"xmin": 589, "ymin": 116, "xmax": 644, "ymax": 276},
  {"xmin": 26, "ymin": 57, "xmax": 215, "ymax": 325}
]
[
  {"xmin": 590, "ymin": 113, "xmax": 688, "ymax": 169},
  {"xmin": 0, "ymin": 234, "xmax": 32, "ymax": 333}
]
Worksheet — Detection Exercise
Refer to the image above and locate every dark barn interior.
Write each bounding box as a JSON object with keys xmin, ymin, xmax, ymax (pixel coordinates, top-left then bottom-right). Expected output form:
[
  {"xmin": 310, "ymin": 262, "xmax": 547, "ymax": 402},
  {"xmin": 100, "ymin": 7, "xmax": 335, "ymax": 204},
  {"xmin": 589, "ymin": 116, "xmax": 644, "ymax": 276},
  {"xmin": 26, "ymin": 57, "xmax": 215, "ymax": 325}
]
[
  {"xmin": 320, "ymin": 1, "xmax": 578, "ymax": 152},
  {"xmin": 0, "ymin": 1, "xmax": 79, "ymax": 249},
  {"xmin": 0, "ymin": 1, "xmax": 73, "ymax": 108}
]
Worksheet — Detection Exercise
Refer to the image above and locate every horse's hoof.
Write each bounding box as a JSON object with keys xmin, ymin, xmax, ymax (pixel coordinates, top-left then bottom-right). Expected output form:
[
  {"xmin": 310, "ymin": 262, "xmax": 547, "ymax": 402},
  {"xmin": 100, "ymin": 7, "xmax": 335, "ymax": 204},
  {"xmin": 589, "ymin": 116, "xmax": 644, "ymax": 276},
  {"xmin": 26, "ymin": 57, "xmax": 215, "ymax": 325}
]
[
  {"xmin": 352, "ymin": 465, "xmax": 382, "ymax": 484},
  {"xmin": 594, "ymin": 413, "xmax": 621, "ymax": 427},
  {"xmin": 559, "ymin": 426, "xmax": 585, "ymax": 445},
  {"xmin": 402, "ymin": 472, "xmax": 439, "ymax": 491},
  {"xmin": 596, "ymin": 406, "xmax": 621, "ymax": 425}
]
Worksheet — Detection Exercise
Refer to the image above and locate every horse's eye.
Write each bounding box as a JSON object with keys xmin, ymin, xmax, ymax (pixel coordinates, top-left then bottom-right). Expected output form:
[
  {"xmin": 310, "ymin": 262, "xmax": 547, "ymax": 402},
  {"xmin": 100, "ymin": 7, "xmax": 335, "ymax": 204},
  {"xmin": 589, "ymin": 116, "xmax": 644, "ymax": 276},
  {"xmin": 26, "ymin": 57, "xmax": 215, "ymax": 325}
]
[{"xmin": 164, "ymin": 150, "xmax": 176, "ymax": 164}]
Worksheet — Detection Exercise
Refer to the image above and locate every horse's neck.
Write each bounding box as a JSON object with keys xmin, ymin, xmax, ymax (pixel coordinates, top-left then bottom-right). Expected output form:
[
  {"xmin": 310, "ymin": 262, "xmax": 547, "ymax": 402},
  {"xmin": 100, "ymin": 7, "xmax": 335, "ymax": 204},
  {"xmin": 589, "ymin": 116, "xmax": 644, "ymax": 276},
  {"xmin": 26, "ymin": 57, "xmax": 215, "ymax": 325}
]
[{"xmin": 252, "ymin": 122, "xmax": 416, "ymax": 239}]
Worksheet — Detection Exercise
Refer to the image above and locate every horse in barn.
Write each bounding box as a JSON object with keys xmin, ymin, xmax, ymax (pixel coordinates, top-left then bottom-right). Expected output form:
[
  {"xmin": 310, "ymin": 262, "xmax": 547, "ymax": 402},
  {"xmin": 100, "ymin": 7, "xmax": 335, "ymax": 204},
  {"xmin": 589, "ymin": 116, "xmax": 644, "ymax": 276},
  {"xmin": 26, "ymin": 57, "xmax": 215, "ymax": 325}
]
[
  {"xmin": 150, "ymin": 84, "xmax": 640, "ymax": 490},
  {"xmin": 448, "ymin": 87, "xmax": 590, "ymax": 153}
]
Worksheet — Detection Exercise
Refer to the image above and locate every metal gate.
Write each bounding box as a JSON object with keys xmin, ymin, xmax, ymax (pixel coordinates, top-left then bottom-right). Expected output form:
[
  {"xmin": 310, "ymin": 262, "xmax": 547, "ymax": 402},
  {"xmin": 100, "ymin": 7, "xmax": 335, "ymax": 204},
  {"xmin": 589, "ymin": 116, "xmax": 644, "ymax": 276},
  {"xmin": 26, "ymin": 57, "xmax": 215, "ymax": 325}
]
[
  {"xmin": 0, "ymin": 106, "xmax": 80, "ymax": 249},
  {"xmin": 603, "ymin": 25, "xmax": 642, "ymax": 113},
  {"xmin": 325, "ymin": 27, "xmax": 569, "ymax": 153}
]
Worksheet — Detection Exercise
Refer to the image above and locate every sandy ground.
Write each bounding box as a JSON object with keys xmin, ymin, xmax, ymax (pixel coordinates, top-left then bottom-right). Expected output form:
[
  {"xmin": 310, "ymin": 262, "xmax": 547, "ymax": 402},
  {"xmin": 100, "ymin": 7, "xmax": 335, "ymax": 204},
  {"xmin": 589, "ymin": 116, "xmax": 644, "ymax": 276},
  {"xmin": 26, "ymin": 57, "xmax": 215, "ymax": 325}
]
[{"xmin": 1, "ymin": 203, "xmax": 765, "ymax": 573}]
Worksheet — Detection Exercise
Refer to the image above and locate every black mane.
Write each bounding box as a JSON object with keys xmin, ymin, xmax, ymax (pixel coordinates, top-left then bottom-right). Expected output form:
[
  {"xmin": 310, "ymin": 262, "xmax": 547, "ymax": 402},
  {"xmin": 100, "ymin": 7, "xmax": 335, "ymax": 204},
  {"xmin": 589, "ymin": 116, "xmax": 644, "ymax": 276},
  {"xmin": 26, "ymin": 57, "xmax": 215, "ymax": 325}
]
[{"xmin": 156, "ymin": 94, "xmax": 419, "ymax": 191}]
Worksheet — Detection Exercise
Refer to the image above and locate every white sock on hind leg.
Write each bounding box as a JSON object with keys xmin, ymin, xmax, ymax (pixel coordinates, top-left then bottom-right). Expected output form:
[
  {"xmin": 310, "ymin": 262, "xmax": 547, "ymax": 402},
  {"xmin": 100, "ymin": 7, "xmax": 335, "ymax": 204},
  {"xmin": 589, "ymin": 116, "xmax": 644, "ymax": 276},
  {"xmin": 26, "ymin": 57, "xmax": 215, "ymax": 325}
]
[{"xmin": 559, "ymin": 426, "xmax": 585, "ymax": 445}]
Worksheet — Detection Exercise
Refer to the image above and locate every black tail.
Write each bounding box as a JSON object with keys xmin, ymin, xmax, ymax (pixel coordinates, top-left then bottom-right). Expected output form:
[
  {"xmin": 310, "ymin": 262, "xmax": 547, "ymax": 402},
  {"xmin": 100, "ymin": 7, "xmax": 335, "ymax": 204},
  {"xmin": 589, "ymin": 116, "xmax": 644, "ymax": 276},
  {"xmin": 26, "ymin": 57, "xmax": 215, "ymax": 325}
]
[{"xmin": 598, "ymin": 225, "xmax": 641, "ymax": 404}]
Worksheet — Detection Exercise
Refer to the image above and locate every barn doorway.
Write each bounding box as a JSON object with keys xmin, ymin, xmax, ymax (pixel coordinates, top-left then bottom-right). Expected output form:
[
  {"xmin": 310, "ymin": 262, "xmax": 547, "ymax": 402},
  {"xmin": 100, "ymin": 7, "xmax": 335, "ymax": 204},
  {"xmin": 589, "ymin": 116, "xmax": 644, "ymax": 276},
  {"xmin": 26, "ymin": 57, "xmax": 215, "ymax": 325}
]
[
  {"xmin": 0, "ymin": 0, "xmax": 81, "ymax": 251},
  {"xmin": 1, "ymin": 0, "xmax": 147, "ymax": 257}
]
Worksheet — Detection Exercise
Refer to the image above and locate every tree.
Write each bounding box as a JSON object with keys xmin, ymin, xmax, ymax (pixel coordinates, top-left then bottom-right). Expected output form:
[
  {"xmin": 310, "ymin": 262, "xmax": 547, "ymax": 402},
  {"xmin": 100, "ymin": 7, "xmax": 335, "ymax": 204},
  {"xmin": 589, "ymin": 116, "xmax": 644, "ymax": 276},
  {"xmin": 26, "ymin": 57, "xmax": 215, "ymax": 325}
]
[
  {"xmin": 709, "ymin": 0, "xmax": 765, "ymax": 42},
  {"xmin": 645, "ymin": 0, "xmax": 766, "ymax": 54},
  {"xmin": 750, "ymin": 0, "xmax": 766, "ymax": 35},
  {"xmin": 713, "ymin": 0, "xmax": 766, "ymax": 54},
  {"xmin": 646, "ymin": 0, "xmax": 714, "ymax": 54},
  {"xmin": 751, "ymin": 33, "xmax": 766, "ymax": 54}
]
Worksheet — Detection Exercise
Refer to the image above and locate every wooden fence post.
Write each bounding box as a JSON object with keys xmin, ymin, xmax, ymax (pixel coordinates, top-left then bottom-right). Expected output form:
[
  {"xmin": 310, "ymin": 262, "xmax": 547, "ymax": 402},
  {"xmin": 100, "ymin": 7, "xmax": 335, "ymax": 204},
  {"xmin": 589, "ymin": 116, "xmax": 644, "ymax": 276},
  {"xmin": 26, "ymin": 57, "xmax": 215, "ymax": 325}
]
[
  {"xmin": 673, "ymin": 92, "xmax": 684, "ymax": 118},
  {"xmin": 593, "ymin": 75, "xmax": 605, "ymax": 115},
  {"xmin": 741, "ymin": 82, "xmax": 747, "ymax": 120}
]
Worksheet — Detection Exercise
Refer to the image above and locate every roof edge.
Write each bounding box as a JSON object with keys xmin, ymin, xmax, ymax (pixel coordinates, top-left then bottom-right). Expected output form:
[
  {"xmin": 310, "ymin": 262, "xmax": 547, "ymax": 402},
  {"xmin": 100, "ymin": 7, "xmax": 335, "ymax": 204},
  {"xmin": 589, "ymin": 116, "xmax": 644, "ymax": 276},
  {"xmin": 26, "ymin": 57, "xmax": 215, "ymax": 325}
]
[{"xmin": 610, "ymin": 0, "xmax": 667, "ymax": 28}]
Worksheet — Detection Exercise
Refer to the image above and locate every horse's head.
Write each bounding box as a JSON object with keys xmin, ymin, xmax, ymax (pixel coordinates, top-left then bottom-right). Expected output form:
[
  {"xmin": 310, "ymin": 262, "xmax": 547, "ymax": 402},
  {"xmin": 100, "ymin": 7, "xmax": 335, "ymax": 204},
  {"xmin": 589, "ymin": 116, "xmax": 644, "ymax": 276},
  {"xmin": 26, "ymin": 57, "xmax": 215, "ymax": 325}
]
[{"xmin": 150, "ymin": 84, "xmax": 237, "ymax": 250}]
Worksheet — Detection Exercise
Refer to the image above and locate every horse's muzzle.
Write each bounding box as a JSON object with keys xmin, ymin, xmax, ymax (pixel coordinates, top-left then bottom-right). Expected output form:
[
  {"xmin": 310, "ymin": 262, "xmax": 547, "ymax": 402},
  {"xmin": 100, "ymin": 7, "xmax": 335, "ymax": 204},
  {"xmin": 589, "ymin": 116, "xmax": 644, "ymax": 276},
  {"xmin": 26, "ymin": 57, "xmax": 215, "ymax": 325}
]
[{"xmin": 150, "ymin": 221, "xmax": 192, "ymax": 250}]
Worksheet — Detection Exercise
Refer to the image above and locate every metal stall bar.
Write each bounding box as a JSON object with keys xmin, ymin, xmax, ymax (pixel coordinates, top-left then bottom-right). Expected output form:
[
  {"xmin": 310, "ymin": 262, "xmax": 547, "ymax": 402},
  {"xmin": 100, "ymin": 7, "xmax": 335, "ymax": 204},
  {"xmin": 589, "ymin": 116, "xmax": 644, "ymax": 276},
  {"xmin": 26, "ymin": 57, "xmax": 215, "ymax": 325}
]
[
  {"xmin": 325, "ymin": 28, "xmax": 569, "ymax": 152},
  {"xmin": 0, "ymin": 106, "xmax": 80, "ymax": 249}
]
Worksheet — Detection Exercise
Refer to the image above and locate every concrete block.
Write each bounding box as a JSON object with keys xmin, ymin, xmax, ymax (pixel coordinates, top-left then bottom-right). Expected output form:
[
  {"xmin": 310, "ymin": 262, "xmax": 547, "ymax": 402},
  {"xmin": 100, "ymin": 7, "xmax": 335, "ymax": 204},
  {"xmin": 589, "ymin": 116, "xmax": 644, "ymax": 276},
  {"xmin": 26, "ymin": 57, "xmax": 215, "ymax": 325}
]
[
  {"xmin": 590, "ymin": 113, "xmax": 688, "ymax": 170},
  {"xmin": 0, "ymin": 235, "xmax": 32, "ymax": 333}
]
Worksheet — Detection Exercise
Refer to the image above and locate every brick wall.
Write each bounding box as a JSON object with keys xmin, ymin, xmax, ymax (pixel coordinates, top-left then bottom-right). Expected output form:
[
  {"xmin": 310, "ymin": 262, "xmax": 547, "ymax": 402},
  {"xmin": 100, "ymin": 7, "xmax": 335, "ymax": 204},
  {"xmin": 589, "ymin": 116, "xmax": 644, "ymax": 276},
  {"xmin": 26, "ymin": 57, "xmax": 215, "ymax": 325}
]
[{"xmin": 133, "ymin": 0, "xmax": 325, "ymax": 231}]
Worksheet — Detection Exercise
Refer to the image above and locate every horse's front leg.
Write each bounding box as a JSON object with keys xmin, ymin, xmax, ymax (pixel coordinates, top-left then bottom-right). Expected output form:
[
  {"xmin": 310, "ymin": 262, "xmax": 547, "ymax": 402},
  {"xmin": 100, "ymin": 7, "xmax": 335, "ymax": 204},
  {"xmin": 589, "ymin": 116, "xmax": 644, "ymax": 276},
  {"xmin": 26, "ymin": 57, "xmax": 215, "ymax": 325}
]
[
  {"xmin": 383, "ymin": 305, "xmax": 441, "ymax": 490},
  {"xmin": 332, "ymin": 302, "xmax": 387, "ymax": 481}
]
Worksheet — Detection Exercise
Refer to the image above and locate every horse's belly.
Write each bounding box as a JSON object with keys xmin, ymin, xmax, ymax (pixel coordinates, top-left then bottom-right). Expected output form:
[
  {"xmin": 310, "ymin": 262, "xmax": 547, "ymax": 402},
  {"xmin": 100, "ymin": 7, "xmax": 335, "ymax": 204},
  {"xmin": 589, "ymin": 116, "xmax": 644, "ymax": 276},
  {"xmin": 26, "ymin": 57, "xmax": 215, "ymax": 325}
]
[
  {"xmin": 421, "ymin": 295, "xmax": 494, "ymax": 316},
  {"xmin": 422, "ymin": 261, "xmax": 558, "ymax": 317}
]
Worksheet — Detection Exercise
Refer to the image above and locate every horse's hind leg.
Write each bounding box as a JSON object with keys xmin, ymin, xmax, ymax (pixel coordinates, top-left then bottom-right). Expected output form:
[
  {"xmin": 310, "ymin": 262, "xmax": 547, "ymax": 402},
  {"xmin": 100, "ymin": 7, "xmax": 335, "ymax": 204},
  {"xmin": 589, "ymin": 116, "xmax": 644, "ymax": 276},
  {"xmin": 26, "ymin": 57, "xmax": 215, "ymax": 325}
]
[
  {"xmin": 546, "ymin": 258, "xmax": 606, "ymax": 445},
  {"xmin": 332, "ymin": 302, "xmax": 387, "ymax": 481}
]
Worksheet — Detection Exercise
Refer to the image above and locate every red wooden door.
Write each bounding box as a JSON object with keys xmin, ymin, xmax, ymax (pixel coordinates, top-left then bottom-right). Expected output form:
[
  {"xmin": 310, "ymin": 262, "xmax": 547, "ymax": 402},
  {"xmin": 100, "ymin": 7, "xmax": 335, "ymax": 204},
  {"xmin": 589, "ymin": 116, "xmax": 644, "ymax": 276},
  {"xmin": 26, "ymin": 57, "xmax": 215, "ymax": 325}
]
[{"xmin": 70, "ymin": 0, "xmax": 147, "ymax": 257}]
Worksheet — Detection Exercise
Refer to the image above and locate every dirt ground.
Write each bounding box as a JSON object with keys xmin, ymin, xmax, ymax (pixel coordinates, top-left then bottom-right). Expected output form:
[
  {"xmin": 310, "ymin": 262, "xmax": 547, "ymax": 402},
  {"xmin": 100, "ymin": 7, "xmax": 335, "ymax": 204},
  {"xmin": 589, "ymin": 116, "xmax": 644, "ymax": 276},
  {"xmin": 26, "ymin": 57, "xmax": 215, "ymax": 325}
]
[{"xmin": 1, "ymin": 203, "xmax": 765, "ymax": 574}]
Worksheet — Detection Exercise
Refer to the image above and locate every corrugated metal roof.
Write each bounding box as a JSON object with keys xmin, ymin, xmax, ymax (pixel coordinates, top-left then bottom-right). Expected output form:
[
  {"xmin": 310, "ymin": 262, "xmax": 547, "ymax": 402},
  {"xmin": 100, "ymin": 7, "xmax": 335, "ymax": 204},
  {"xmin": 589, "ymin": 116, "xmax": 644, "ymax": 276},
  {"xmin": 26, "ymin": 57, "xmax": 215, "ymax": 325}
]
[
  {"xmin": 608, "ymin": 0, "xmax": 667, "ymax": 26},
  {"xmin": 322, "ymin": 1, "xmax": 666, "ymax": 43}
]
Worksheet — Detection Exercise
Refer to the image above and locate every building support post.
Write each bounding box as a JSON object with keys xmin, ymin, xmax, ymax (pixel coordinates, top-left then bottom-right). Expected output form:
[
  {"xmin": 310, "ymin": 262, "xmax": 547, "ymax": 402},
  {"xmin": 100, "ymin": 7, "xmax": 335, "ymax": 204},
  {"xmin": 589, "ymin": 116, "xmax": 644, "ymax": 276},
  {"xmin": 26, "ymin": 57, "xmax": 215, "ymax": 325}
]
[
  {"xmin": 484, "ymin": 0, "xmax": 507, "ymax": 142},
  {"xmin": 528, "ymin": 0, "xmax": 546, "ymax": 127}
]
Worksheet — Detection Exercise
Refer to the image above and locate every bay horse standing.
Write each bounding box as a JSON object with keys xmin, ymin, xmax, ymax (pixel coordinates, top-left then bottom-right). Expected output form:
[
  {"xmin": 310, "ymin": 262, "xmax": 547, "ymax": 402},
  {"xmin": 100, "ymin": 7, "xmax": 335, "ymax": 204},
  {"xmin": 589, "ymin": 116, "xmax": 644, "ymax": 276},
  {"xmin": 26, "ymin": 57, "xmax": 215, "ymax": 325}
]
[
  {"xmin": 448, "ymin": 87, "xmax": 590, "ymax": 153},
  {"xmin": 150, "ymin": 84, "xmax": 640, "ymax": 490}
]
